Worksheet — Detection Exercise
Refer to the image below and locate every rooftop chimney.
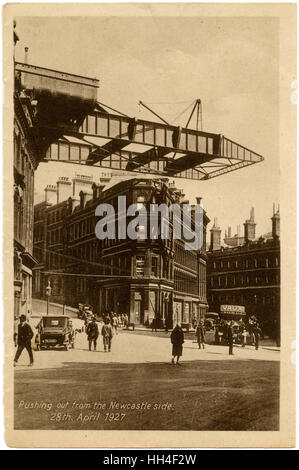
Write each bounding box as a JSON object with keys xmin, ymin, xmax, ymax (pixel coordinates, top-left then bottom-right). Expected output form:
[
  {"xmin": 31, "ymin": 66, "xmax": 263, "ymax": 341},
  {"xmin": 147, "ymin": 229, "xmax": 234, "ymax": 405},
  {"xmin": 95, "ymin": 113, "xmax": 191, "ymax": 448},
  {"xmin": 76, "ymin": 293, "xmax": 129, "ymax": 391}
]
[
  {"xmin": 44, "ymin": 185, "xmax": 57, "ymax": 205},
  {"xmin": 73, "ymin": 174, "xmax": 93, "ymax": 198},
  {"xmin": 210, "ymin": 218, "xmax": 221, "ymax": 251},
  {"xmin": 57, "ymin": 177, "xmax": 72, "ymax": 203},
  {"xmin": 271, "ymin": 203, "xmax": 280, "ymax": 238},
  {"xmin": 244, "ymin": 207, "xmax": 256, "ymax": 242}
]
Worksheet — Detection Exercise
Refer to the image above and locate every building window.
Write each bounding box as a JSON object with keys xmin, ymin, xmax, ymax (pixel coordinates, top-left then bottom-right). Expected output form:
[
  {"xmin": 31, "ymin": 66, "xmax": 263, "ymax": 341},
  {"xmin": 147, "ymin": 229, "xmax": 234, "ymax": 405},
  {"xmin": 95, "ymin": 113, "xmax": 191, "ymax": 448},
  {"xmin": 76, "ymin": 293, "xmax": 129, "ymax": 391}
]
[
  {"xmin": 151, "ymin": 257, "xmax": 158, "ymax": 277},
  {"xmin": 136, "ymin": 256, "xmax": 145, "ymax": 276},
  {"xmin": 254, "ymin": 259, "xmax": 258, "ymax": 268}
]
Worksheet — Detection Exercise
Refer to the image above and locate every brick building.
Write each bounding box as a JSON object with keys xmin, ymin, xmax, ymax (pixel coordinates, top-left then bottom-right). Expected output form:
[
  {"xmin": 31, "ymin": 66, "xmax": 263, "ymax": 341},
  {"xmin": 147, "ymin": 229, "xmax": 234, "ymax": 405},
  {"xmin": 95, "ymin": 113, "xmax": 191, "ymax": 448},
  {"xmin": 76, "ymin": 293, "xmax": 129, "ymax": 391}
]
[
  {"xmin": 33, "ymin": 177, "xmax": 209, "ymax": 328},
  {"xmin": 207, "ymin": 206, "xmax": 280, "ymax": 342}
]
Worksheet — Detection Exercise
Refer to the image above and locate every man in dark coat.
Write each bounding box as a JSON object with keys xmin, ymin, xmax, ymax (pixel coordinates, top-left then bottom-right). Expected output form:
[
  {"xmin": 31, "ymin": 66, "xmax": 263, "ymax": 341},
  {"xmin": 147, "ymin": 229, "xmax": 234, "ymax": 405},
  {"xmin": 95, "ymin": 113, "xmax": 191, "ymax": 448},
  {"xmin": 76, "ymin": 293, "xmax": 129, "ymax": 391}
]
[
  {"xmin": 227, "ymin": 321, "xmax": 234, "ymax": 355},
  {"xmin": 195, "ymin": 322, "xmax": 205, "ymax": 349},
  {"xmin": 253, "ymin": 323, "xmax": 262, "ymax": 350},
  {"xmin": 14, "ymin": 315, "xmax": 34, "ymax": 366},
  {"xmin": 170, "ymin": 324, "xmax": 184, "ymax": 365},
  {"xmin": 86, "ymin": 317, "xmax": 99, "ymax": 351},
  {"xmin": 151, "ymin": 317, "xmax": 157, "ymax": 332}
]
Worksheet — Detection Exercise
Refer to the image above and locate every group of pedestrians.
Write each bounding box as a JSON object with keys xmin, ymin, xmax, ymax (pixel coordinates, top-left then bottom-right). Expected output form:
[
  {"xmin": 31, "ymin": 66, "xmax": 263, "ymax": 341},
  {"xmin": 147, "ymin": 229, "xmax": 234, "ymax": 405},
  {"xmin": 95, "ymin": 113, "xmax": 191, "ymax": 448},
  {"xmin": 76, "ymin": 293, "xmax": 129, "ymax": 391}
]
[
  {"xmin": 102, "ymin": 312, "xmax": 129, "ymax": 330},
  {"xmin": 13, "ymin": 311, "xmax": 264, "ymax": 367},
  {"xmin": 86, "ymin": 316, "xmax": 113, "ymax": 352},
  {"xmin": 170, "ymin": 320, "xmax": 264, "ymax": 363}
]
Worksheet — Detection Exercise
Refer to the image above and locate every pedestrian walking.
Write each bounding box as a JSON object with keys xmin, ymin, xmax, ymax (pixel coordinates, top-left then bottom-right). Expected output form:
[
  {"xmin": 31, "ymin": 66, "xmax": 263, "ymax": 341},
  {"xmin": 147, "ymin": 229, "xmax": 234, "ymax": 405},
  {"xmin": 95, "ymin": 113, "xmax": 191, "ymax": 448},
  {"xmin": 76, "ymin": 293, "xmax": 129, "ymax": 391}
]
[
  {"xmin": 14, "ymin": 314, "xmax": 34, "ymax": 367},
  {"xmin": 124, "ymin": 314, "xmax": 129, "ymax": 329},
  {"xmin": 227, "ymin": 321, "xmax": 234, "ymax": 355},
  {"xmin": 253, "ymin": 323, "xmax": 262, "ymax": 350},
  {"xmin": 112, "ymin": 314, "xmax": 118, "ymax": 335},
  {"xmin": 241, "ymin": 327, "xmax": 248, "ymax": 348},
  {"xmin": 170, "ymin": 324, "xmax": 184, "ymax": 365},
  {"xmin": 151, "ymin": 317, "xmax": 157, "ymax": 332},
  {"xmin": 195, "ymin": 322, "xmax": 205, "ymax": 349},
  {"xmin": 101, "ymin": 319, "xmax": 113, "ymax": 352},
  {"xmin": 86, "ymin": 316, "xmax": 99, "ymax": 351}
]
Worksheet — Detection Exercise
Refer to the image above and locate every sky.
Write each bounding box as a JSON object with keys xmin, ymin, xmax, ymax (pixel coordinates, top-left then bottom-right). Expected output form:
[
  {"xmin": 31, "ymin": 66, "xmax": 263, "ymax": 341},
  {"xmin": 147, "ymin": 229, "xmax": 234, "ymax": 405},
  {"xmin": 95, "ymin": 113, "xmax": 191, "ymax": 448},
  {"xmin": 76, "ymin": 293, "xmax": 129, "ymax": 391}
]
[{"xmin": 15, "ymin": 15, "xmax": 280, "ymax": 238}]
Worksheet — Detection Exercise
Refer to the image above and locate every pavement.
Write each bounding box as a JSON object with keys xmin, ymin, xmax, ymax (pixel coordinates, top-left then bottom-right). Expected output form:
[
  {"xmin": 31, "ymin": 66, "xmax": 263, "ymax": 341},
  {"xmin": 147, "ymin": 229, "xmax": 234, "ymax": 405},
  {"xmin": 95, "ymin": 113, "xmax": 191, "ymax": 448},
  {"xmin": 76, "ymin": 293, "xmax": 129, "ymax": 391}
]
[{"xmin": 14, "ymin": 318, "xmax": 279, "ymax": 370}]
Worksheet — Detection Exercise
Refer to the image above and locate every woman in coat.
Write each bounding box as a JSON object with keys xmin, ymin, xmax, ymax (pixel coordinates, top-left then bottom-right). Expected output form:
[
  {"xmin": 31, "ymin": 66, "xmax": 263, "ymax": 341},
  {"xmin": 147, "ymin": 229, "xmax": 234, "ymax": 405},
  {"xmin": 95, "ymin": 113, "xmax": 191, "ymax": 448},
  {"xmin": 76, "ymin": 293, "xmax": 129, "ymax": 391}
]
[{"xmin": 170, "ymin": 324, "xmax": 184, "ymax": 365}]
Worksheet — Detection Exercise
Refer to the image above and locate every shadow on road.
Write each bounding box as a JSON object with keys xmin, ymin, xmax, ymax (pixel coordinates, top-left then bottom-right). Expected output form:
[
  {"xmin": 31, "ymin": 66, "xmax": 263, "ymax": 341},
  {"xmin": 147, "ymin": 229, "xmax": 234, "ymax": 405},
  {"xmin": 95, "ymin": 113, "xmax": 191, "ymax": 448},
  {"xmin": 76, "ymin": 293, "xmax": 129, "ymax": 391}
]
[{"xmin": 14, "ymin": 358, "xmax": 279, "ymax": 432}]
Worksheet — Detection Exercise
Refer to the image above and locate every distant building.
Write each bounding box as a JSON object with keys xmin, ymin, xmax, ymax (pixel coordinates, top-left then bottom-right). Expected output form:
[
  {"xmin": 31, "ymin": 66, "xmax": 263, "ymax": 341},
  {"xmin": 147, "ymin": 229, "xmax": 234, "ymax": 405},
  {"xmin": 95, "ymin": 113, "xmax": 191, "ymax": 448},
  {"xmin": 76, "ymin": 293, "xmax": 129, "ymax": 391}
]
[
  {"xmin": 207, "ymin": 206, "xmax": 280, "ymax": 343},
  {"xmin": 33, "ymin": 177, "xmax": 210, "ymax": 328}
]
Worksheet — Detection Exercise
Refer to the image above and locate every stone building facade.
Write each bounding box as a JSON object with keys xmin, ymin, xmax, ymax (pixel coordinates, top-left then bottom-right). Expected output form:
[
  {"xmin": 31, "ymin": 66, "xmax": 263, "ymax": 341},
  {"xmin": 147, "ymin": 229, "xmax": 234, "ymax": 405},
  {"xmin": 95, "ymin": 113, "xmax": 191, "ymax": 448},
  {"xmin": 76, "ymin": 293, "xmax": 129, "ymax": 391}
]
[
  {"xmin": 207, "ymin": 207, "xmax": 280, "ymax": 342},
  {"xmin": 14, "ymin": 69, "xmax": 39, "ymax": 318},
  {"xmin": 33, "ymin": 177, "xmax": 209, "ymax": 327}
]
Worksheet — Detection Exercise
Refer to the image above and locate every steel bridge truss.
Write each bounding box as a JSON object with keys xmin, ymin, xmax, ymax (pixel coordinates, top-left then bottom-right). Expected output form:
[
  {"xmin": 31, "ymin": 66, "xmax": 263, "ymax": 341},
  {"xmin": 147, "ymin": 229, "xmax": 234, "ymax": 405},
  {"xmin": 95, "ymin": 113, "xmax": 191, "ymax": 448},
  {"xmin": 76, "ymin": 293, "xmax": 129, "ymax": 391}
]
[{"xmin": 43, "ymin": 108, "xmax": 264, "ymax": 181}]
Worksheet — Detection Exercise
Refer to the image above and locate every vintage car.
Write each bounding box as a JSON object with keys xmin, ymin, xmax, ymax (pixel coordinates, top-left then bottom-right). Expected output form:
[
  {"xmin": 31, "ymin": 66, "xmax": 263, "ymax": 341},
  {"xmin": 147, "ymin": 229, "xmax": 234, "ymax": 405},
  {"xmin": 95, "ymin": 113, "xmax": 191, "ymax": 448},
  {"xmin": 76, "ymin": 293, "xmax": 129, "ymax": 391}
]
[{"xmin": 35, "ymin": 315, "xmax": 75, "ymax": 350}]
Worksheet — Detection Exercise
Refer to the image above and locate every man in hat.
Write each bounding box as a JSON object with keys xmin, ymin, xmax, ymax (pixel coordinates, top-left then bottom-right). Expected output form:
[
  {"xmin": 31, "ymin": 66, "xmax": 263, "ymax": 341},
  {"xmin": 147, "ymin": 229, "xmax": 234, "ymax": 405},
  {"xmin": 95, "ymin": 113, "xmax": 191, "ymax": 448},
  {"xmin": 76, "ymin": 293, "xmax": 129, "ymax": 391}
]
[
  {"xmin": 86, "ymin": 316, "xmax": 99, "ymax": 351},
  {"xmin": 14, "ymin": 314, "xmax": 34, "ymax": 366}
]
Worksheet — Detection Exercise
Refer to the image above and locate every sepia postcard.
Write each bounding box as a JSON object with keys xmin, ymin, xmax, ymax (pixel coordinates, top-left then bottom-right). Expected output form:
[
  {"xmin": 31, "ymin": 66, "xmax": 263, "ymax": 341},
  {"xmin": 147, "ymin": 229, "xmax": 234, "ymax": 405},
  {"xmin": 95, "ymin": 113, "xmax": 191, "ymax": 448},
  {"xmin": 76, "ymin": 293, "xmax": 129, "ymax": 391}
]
[{"xmin": 2, "ymin": 2, "xmax": 296, "ymax": 448}]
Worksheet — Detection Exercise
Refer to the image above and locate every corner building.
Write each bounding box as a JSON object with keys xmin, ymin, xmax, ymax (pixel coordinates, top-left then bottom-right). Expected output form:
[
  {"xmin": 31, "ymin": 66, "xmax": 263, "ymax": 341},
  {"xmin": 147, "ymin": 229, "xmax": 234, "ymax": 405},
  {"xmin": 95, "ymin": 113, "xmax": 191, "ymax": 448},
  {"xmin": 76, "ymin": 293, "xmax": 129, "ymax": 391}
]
[{"xmin": 33, "ymin": 177, "xmax": 209, "ymax": 328}]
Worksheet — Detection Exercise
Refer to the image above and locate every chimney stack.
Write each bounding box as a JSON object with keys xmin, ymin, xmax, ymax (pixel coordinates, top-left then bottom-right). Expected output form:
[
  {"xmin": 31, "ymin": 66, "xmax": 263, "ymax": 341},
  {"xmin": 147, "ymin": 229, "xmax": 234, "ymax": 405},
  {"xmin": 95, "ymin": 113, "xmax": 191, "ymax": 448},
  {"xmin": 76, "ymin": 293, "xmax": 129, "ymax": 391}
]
[
  {"xmin": 44, "ymin": 185, "xmax": 57, "ymax": 205},
  {"xmin": 244, "ymin": 207, "xmax": 256, "ymax": 242},
  {"xmin": 271, "ymin": 204, "xmax": 280, "ymax": 238},
  {"xmin": 210, "ymin": 218, "xmax": 221, "ymax": 251},
  {"xmin": 73, "ymin": 174, "xmax": 93, "ymax": 198},
  {"xmin": 57, "ymin": 177, "xmax": 72, "ymax": 203}
]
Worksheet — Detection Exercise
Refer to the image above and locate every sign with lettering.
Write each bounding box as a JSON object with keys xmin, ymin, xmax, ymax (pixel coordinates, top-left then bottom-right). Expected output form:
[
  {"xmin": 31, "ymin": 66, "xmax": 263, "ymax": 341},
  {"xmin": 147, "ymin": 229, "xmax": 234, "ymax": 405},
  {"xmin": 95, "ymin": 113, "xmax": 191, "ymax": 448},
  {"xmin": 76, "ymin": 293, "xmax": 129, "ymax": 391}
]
[{"xmin": 220, "ymin": 305, "xmax": 245, "ymax": 314}]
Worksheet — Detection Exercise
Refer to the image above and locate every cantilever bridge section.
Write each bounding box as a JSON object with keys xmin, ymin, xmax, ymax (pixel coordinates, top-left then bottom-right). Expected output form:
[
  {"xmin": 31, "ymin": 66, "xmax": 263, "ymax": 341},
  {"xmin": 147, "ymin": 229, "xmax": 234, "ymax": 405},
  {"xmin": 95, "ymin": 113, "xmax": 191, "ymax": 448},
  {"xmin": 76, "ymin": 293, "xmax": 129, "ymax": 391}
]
[{"xmin": 15, "ymin": 62, "xmax": 264, "ymax": 181}]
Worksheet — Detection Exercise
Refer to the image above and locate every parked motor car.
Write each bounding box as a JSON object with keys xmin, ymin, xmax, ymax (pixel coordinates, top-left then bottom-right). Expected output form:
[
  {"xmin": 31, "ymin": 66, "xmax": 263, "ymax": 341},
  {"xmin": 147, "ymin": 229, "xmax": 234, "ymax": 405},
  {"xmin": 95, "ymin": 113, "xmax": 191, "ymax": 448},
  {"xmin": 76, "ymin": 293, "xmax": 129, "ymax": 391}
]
[{"xmin": 35, "ymin": 315, "xmax": 75, "ymax": 350}]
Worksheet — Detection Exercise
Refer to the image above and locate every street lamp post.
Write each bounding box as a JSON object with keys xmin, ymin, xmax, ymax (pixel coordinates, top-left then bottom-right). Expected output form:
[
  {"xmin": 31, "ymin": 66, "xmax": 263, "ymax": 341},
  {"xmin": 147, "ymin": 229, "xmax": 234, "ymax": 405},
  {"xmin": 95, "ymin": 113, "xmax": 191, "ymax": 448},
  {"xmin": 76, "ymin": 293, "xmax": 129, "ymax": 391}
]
[{"xmin": 46, "ymin": 281, "xmax": 52, "ymax": 315}]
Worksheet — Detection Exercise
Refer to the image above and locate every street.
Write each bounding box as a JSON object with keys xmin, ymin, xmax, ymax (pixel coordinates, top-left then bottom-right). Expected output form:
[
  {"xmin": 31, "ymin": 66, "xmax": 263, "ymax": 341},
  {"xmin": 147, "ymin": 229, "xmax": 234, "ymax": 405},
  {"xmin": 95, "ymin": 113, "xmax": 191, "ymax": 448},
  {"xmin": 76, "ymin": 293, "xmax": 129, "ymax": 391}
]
[{"xmin": 14, "ymin": 320, "xmax": 280, "ymax": 431}]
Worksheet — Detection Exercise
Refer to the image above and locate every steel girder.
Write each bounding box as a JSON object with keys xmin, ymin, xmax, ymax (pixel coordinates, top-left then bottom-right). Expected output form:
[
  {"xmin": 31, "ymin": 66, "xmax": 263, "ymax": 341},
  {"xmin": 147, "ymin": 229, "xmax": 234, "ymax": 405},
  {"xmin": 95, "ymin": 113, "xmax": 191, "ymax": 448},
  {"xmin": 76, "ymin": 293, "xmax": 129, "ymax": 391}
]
[{"xmin": 42, "ymin": 109, "xmax": 264, "ymax": 181}]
